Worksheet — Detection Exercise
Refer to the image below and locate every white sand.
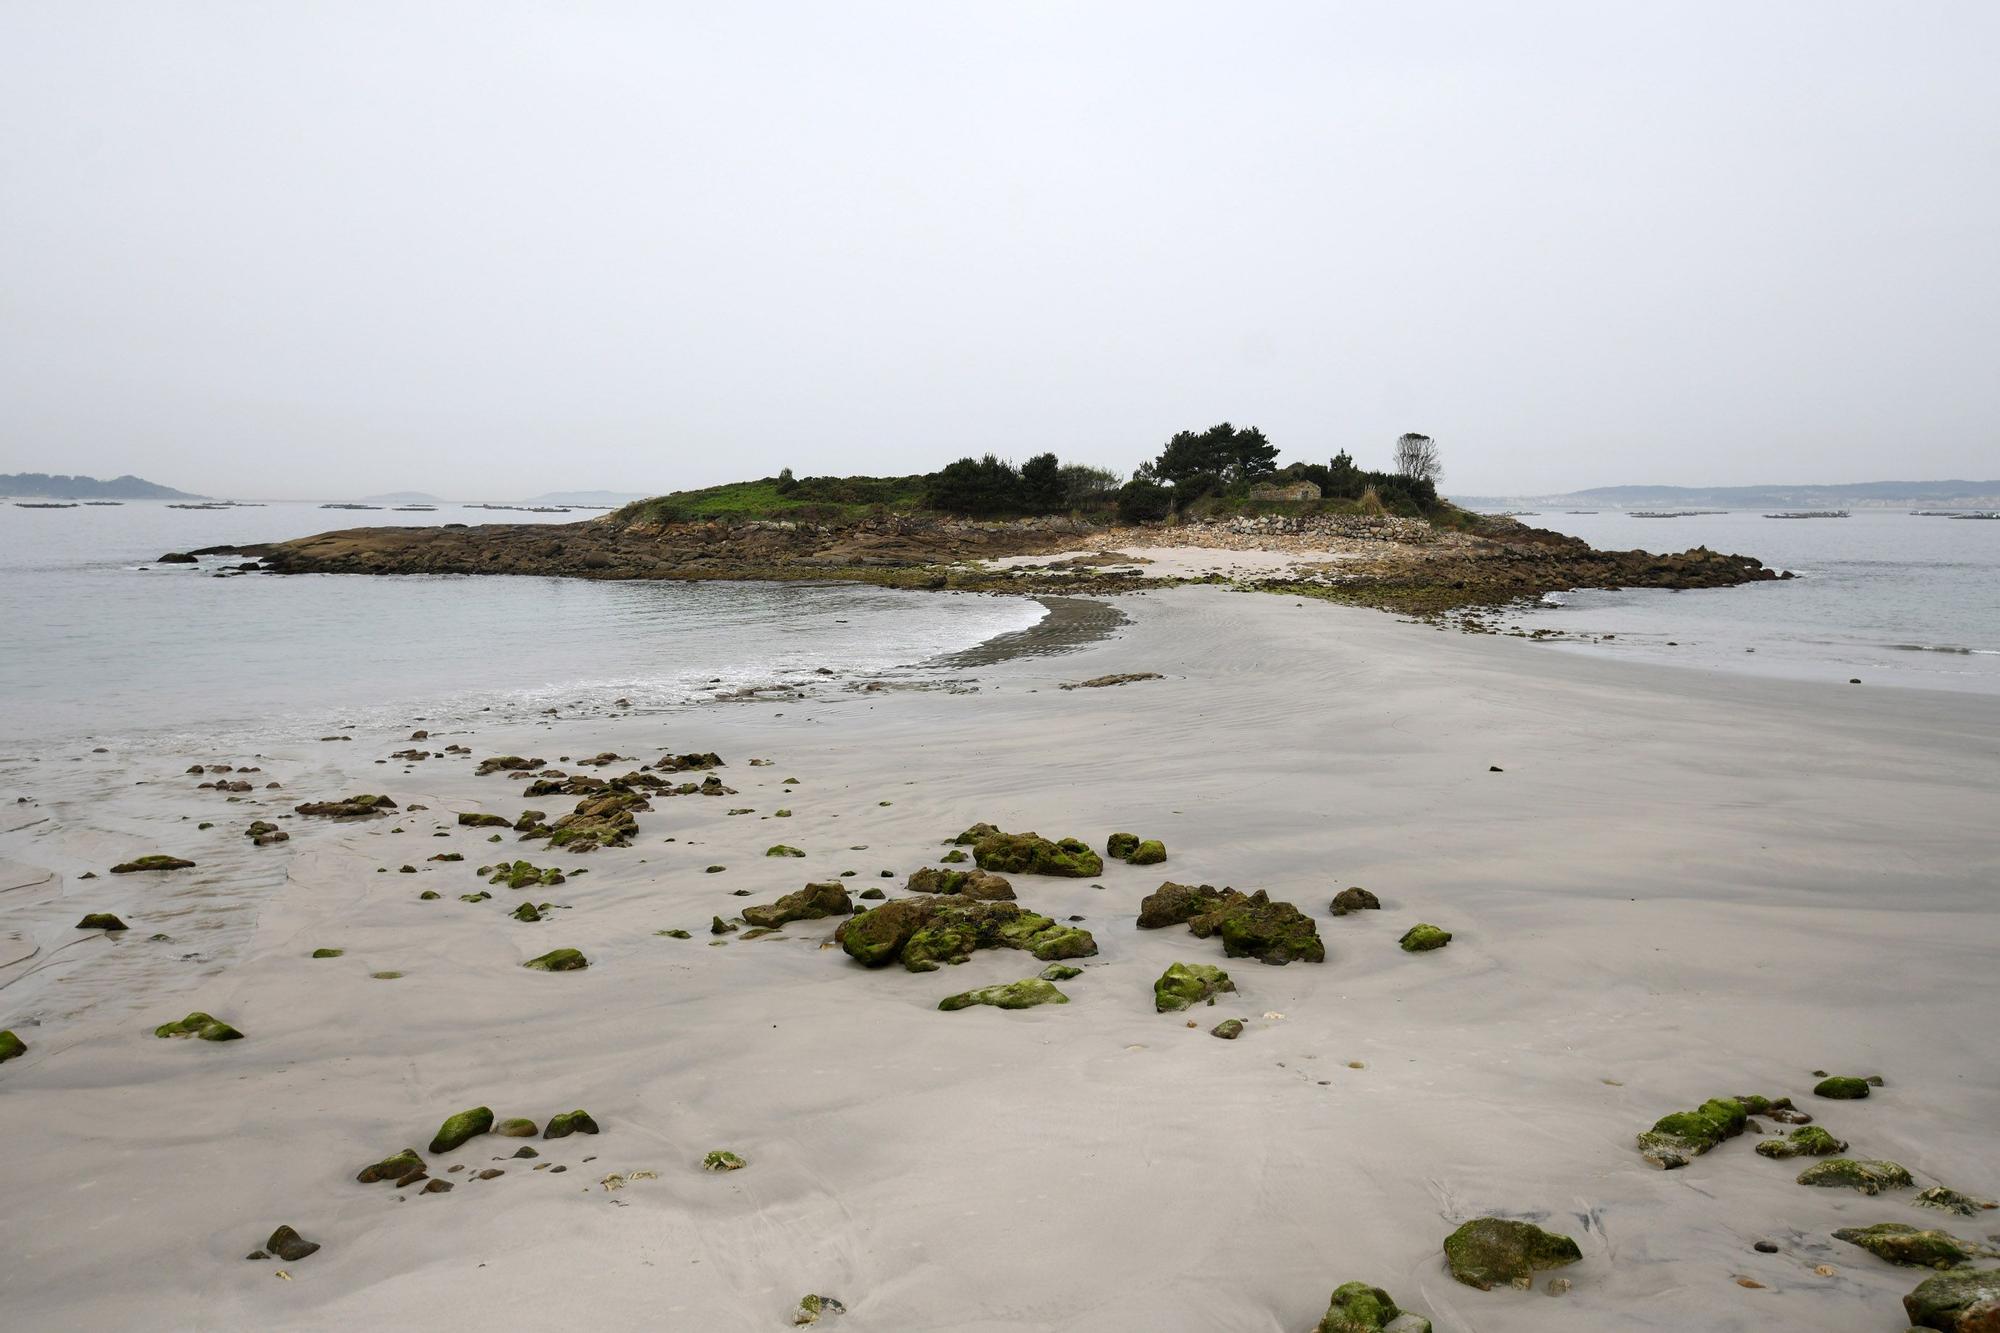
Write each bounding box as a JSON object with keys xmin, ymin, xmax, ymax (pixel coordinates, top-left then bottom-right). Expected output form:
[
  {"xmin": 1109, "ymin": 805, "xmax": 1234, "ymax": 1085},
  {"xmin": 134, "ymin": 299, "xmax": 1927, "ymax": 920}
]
[{"xmin": 1, "ymin": 585, "xmax": 1996, "ymax": 1331}]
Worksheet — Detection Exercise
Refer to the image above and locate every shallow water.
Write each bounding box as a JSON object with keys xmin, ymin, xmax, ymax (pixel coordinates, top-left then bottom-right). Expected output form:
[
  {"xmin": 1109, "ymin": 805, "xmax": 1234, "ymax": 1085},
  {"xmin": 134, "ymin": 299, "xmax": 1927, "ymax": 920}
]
[
  {"xmin": 0, "ymin": 501, "xmax": 1045, "ymax": 749},
  {"xmin": 1510, "ymin": 509, "xmax": 2000, "ymax": 693}
]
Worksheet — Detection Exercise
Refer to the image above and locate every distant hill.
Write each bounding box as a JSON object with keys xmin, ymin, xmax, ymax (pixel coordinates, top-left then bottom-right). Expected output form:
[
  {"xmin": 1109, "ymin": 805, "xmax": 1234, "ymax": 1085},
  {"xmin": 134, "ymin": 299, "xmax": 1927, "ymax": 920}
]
[
  {"xmin": 357, "ymin": 490, "xmax": 446, "ymax": 505},
  {"xmin": 520, "ymin": 489, "xmax": 649, "ymax": 506},
  {"xmin": 0, "ymin": 472, "xmax": 203, "ymax": 500},
  {"xmin": 1452, "ymin": 479, "xmax": 2000, "ymax": 509}
]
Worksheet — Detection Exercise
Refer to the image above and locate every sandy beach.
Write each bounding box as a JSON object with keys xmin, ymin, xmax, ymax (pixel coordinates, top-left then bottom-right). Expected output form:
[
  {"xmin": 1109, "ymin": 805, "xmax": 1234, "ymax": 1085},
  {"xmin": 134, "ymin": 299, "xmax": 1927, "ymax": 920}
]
[{"xmin": 2, "ymin": 584, "xmax": 1996, "ymax": 1331}]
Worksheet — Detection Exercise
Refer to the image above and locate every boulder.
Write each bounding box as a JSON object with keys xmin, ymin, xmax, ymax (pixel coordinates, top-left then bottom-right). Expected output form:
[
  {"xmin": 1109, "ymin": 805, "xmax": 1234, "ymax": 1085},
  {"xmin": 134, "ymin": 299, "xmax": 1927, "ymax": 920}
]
[
  {"xmin": 964, "ymin": 828, "xmax": 1103, "ymax": 877},
  {"xmin": 535, "ymin": 791, "xmax": 648, "ymax": 850},
  {"xmin": 356, "ymin": 1147, "xmax": 424, "ymax": 1184},
  {"xmin": 835, "ymin": 896, "xmax": 1097, "ymax": 971},
  {"xmin": 1797, "ymin": 1158, "xmax": 1915, "ymax": 1194},
  {"xmin": 1441, "ymin": 1217, "xmax": 1582, "ymax": 1290},
  {"xmin": 1188, "ymin": 889, "xmax": 1325, "ymax": 965},
  {"xmin": 264, "ymin": 1225, "xmax": 319, "ymax": 1262},
  {"xmin": 1635, "ymin": 1096, "xmax": 1748, "ymax": 1169},
  {"xmin": 1315, "ymin": 1281, "xmax": 1433, "ymax": 1332},
  {"xmin": 429, "ymin": 1107, "xmax": 493, "ymax": 1153},
  {"xmin": 1754, "ymin": 1126, "xmax": 1847, "ymax": 1159},
  {"xmin": 457, "ymin": 811, "xmax": 512, "ymax": 828},
  {"xmin": 475, "ymin": 755, "xmax": 545, "ymax": 775},
  {"xmin": 524, "ymin": 948, "xmax": 588, "ymax": 972},
  {"xmin": 1127, "ymin": 839, "xmax": 1166, "ymax": 866},
  {"xmin": 1398, "ymin": 923, "xmax": 1451, "ymax": 952},
  {"xmin": 1903, "ymin": 1267, "xmax": 2000, "ymax": 1330},
  {"xmin": 310, "ymin": 947, "xmax": 344, "ymax": 959},
  {"xmin": 1137, "ymin": 881, "xmax": 1224, "ymax": 929},
  {"xmin": 111, "ymin": 855, "xmax": 195, "ymax": 874},
  {"xmin": 766, "ymin": 844, "xmax": 806, "ymax": 858},
  {"xmin": 1330, "ymin": 887, "xmax": 1381, "ymax": 915},
  {"xmin": 495, "ymin": 1118, "xmax": 539, "ymax": 1137},
  {"xmin": 1814, "ymin": 1075, "xmax": 1871, "ymax": 1099},
  {"xmin": 488, "ymin": 860, "xmax": 564, "ymax": 890},
  {"xmin": 294, "ymin": 794, "xmax": 396, "ymax": 818},
  {"xmin": 544, "ymin": 1109, "xmax": 599, "ymax": 1139},
  {"xmin": 1106, "ymin": 832, "xmax": 1140, "ymax": 859},
  {"xmin": 938, "ymin": 977, "xmax": 1069, "ymax": 1011},
  {"xmin": 906, "ymin": 866, "xmax": 1016, "ymax": 900},
  {"xmin": 743, "ymin": 882, "xmax": 854, "ymax": 928},
  {"xmin": 1914, "ymin": 1186, "xmax": 1997, "ymax": 1216},
  {"xmin": 1211, "ymin": 1019, "xmax": 1244, "ymax": 1040},
  {"xmin": 1832, "ymin": 1222, "xmax": 1977, "ymax": 1268},
  {"xmin": 76, "ymin": 913, "xmax": 129, "ymax": 931},
  {"xmin": 153, "ymin": 1011, "xmax": 242, "ymax": 1041},
  {"xmin": 0, "ymin": 1030, "xmax": 25, "ymax": 1062},
  {"xmin": 1039, "ymin": 963, "xmax": 1082, "ymax": 981},
  {"xmin": 1154, "ymin": 961, "xmax": 1235, "ymax": 1012}
]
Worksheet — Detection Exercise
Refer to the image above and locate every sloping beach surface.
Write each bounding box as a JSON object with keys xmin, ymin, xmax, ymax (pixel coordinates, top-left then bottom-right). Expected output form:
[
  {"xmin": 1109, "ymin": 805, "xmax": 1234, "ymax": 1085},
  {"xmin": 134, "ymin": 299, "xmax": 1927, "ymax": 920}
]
[{"xmin": 1, "ymin": 585, "xmax": 1995, "ymax": 1331}]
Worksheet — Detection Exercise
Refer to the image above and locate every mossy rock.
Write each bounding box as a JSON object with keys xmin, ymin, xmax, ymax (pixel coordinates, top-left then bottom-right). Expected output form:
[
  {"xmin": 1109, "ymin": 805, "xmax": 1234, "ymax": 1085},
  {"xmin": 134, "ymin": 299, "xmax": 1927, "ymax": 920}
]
[
  {"xmin": 524, "ymin": 947, "xmax": 588, "ymax": 972},
  {"xmin": 1137, "ymin": 881, "xmax": 1224, "ymax": 929},
  {"xmin": 153, "ymin": 1011, "xmax": 242, "ymax": 1041},
  {"xmin": 1903, "ymin": 1266, "xmax": 2000, "ymax": 1329},
  {"xmin": 489, "ymin": 860, "xmax": 564, "ymax": 890},
  {"xmin": 742, "ymin": 881, "xmax": 853, "ymax": 928},
  {"xmin": 511, "ymin": 902, "xmax": 543, "ymax": 922},
  {"xmin": 111, "ymin": 855, "xmax": 195, "ymax": 873},
  {"xmin": 907, "ymin": 866, "xmax": 1016, "ymax": 901},
  {"xmin": 940, "ymin": 849, "xmax": 968, "ymax": 864},
  {"xmin": 294, "ymin": 794, "xmax": 397, "ymax": 818},
  {"xmin": 1914, "ymin": 1185, "xmax": 1997, "ymax": 1216},
  {"xmin": 1211, "ymin": 1018, "xmax": 1244, "ymax": 1040},
  {"xmin": 1441, "ymin": 1217, "xmax": 1582, "ymax": 1290},
  {"xmin": 456, "ymin": 812, "xmax": 513, "ymax": 827},
  {"xmin": 1637, "ymin": 1095, "xmax": 1749, "ymax": 1168},
  {"xmin": 711, "ymin": 915, "xmax": 737, "ymax": 935},
  {"xmin": 970, "ymin": 829, "xmax": 1103, "ymax": 878},
  {"xmin": 1330, "ymin": 887, "xmax": 1381, "ymax": 915},
  {"xmin": 1755, "ymin": 1125, "xmax": 1847, "ymax": 1159},
  {"xmin": 1040, "ymin": 963, "xmax": 1082, "ymax": 981},
  {"xmin": 766, "ymin": 845, "xmax": 806, "ymax": 858},
  {"xmin": 310, "ymin": 947, "xmax": 345, "ymax": 959},
  {"xmin": 419, "ymin": 890, "xmax": 441, "ymax": 900},
  {"xmin": 836, "ymin": 896, "xmax": 1096, "ymax": 972},
  {"xmin": 951, "ymin": 822, "xmax": 1002, "ymax": 845},
  {"xmin": 1316, "ymin": 1280, "xmax": 1433, "ymax": 1332},
  {"xmin": 1832, "ymin": 1222, "xmax": 1977, "ymax": 1269},
  {"xmin": 658, "ymin": 928, "xmax": 692, "ymax": 938},
  {"xmin": 544, "ymin": 1109, "xmax": 599, "ymax": 1139},
  {"xmin": 938, "ymin": 977, "xmax": 1068, "ymax": 1011},
  {"xmin": 76, "ymin": 913, "xmax": 129, "ymax": 931},
  {"xmin": 495, "ymin": 1117, "xmax": 539, "ymax": 1137},
  {"xmin": 858, "ymin": 888, "xmax": 885, "ymax": 900},
  {"xmin": 356, "ymin": 1147, "xmax": 425, "ymax": 1183},
  {"xmin": 460, "ymin": 891, "xmax": 492, "ymax": 903},
  {"xmin": 1399, "ymin": 923, "xmax": 1452, "ymax": 952},
  {"xmin": 1798, "ymin": 1158, "xmax": 1915, "ymax": 1194},
  {"xmin": 1188, "ymin": 889, "xmax": 1325, "ymax": 965},
  {"xmin": 702, "ymin": 1149, "xmax": 746, "ymax": 1171},
  {"xmin": 793, "ymin": 1294, "xmax": 846, "ymax": 1325},
  {"xmin": 1127, "ymin": 839, "xmax": 1166, "ymax": 866},
  {"xmin": 1106, "ymin": 832, "xmax": 1140, "ymax": 859},
  {"xmin": 0, "ymin": 1030, "xmax": 25, "ymax": 1063},
  {"xmin": 428, "ymin": 1106, "xmax": 494, "ymax": 1153},
  {"xmin": 428, "ymin": 852, "xmax": 463, "ymax": 862},
  {"xmin": 1154, "ymin": 961, "xmax": 1235, "ymax": 1012},
  {"xmin": 1814, "ymin": 1075, "xmax": 1871, "ymax": 1099}
]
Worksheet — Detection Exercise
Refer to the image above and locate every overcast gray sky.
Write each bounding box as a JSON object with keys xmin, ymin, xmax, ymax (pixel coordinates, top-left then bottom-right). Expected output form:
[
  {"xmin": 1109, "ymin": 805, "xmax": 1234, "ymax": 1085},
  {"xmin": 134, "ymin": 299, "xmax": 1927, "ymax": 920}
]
[{"xmin": 3, "ymin": 2, "xmax": 1995, "ymax": 499}]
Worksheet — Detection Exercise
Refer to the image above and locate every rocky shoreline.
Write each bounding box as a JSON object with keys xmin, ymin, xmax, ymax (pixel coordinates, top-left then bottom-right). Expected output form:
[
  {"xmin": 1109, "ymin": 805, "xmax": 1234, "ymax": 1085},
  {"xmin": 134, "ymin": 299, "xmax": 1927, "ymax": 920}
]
[{"xmin": 168, "ymin": 508, "xmax": 1784, "ymax": 615}]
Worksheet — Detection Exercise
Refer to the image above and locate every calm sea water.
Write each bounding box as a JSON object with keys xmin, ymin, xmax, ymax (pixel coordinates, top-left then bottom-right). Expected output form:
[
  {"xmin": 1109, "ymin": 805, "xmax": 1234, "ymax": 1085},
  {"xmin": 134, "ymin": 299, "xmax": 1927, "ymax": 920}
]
[
  {"xmin": 1513, "ymin": 510, "xmax": 2000, "ymax": 694},
  {"xmin": 0, "ymin": 502, "xmax": 1045, "ymax": 749}
]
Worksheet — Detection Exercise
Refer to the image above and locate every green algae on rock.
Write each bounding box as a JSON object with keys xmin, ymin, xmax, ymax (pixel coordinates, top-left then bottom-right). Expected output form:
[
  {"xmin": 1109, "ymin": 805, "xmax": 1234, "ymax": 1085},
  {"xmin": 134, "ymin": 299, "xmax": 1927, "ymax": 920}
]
[
  {"xmin": 792, "ymin": 1293, "xmax": 845, "ymax": 1325},
  {"xmin": 1398, "ymin": 923, "xmax": 1452, "ymax": 952},
  {"xmin": 524, "ymin": 947, "xmax": 588, "ymax": 972},
  {"xmin": 1832, "ymin": 1222, "xmax": 1979, "ymax": 1269},
  {"xmin": 1039, "ymin": 963, "xmax": 1082, "ymax": 981},
  {"xmin": 310, "ymin": 947, "xmax": 345, "ymax": 958},
  {"xmin": 489, "ymin": 860, "xmax": 565, "ymax": 889},
  {"xmin": 1330, "ymin": 887, "xmax": 1381, "ymax": 915},
  {"xmin": 76, "ymin": 913, "xmax": 129, "ymax": 931},
  {"xmin": 1127, "ymin": 839, "xmax": 1166, "ymax": 866},
  {"xmin": 1813, "ymin": 1075, "xmax": 1872, "ymax": 1099},
  {"xmin": 510, "ymin": 902, "xmax": 544, "ymax": 922},
  {"xmin": 295, "ymin": 794, "xmax": 397, "ymax": 818},
  {"xmin": 1441, "ymin": 1217, "xmax": 1582, "ymax": 1290},
  {"xmin": 938, "ymin": 977, "xmax": 1069, "ymax": 1011},
  {"xmin": 907, "ymin": 866, "xmax": 1016, "ymax": 900},
  {"xmin": 456, "ymin": 812, "xmax": 512, "ymax": 828},
  {"xmin": 0, "ymin": 1030, "xmax": 26, "ymax": 1062},
  {"xmin": 1315, "ymin": 1280, "xmax": 1433, "ymax": 1332},
  {"xmin": 702, "ymin": 1150, "xmax": 746, "ymax": 1171},
  {"xmin": 1636, "ymin": 1096, "xmax": 1750, "ymax": 1169},
  {"xmin": 1190, "ymin": 889, "xmax": 1325, "ymax": 965},
  {"xmin": 1211, "ymin": 1018, "xmax": 1244, "ymax": 1040},
  {"xmin": 766, "ymin": 844, "xmax": 806, "ymax": 858},
  {"xmin": 544, "ymin": 1109, "xmax": 599, "ymax": 1139},
  {"xmin": 355, "ymin": 1147, "xmax": 425, "ymax": 1184},
  {"xmin": 153, "ymin": 1011, "xmax": 243, "ymax": 1041},
  {"xmin": 1754, "ymin": 1125, "xmax": 1848, "ymax": 1159},
  {"xmin": 743, "ymin": 881, "xmax": 853, "ymax": 928},
  {"xmin": 1797, "ymin": 1158, "xmax": 1914, "ymax": 1194},
  {"xmin": 111, "ymin": 855, "xmax": 196, "ymax": 873},
  {"xmin": 1903, "ymin": 1266, "xmax": 2000, "ymax": 1330},
  {"xmin": 495, "ymin": 1117, "xmax": 539, "ymax": 1137},
  {"xmin": 1106, "ymin": 832, "xmax": 1139, "ymax": 859},
  {"xmin": 836, "ymin": 896, "xmax": 1097, "ymax": 971},
  {"xmin": 961, "ymin": 826, "xmax": 1104, "ymax": 877},
  {"xmin": 429, "ymin": 1106, "xmax": 494, "ymax": 1153},
  {"xmin": 1914, "ymin": 1185, "xmax": 1998, "ymax": 1216},
  {"xmin": 1154, "ymin": 961, "xmax": 1235, "ymax": 1012}
]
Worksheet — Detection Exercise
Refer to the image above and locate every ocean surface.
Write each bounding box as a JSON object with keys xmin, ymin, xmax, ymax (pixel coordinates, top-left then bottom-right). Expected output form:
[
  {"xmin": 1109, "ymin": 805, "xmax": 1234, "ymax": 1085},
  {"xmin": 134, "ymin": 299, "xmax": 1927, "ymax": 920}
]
[
  {"xmin": 1512, "ymin": 509, "xmax": 2000, "ymax": 694},
  {"xmin": 0, "ymin": 501, "xmax": 1045, "ymax": 749}
]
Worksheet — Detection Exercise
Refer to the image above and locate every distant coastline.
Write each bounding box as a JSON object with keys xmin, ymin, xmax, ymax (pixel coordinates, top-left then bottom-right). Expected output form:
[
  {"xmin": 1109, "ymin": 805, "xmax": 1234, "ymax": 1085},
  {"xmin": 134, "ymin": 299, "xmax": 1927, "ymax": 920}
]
[
  {"xmin": 1, "ymin": 471, "xmax": 203, "ymax": 500},
  {"xmin": 1454, "ymin": 478, "xmax": 2000, "ymax": 510}
]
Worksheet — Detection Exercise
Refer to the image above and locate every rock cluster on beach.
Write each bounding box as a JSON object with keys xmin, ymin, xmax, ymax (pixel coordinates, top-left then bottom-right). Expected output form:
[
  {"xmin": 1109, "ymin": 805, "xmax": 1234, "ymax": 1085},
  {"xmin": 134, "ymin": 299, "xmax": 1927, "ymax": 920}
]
[
  {"xmin": 835, "ymin": 896, "xmax": 1096, "ymax": 971},
  {"xmin": 1135, "ymin": 882, "xmax": 1324, "ymax": 964}
]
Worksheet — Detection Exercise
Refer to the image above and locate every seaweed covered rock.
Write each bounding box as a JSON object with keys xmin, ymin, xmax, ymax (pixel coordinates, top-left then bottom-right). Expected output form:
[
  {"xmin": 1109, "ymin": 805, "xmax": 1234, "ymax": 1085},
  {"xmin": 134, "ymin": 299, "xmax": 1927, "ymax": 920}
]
[
  {"xmin": 496, "ymin": 1117, "xmax": 539, "ymax": 1137},
  {"xmin": 245, "ymin": 820, "xmax": 289, "ymax": 846},
  {"xmin": 476, "ymin": 755, "xmax": 545, "ymax": 775},
  {"xmin": 356, "ymin": 1147, "xmax": 425, "ymax": 1184},
  {"xmin": 703, "ymin": 1150, "xmax": 746, "ymax": 1171},
  {"xmin": 311, "ymin": 947, "xmax": 345, "ymax": 958},
  {"xmin": 1106, "ymin": 832, "xmax": 1140, "ymax": 860},
  {"xmin": 429, "ymin": 1106, "xmax": 493, "ymax": 1153},
  {"xmin": 153, "ymin": 1011, "xmax": 242, "ymax": 1041},
  {"xmin": 835, "ymin": 896, "xmax": 1096, "ymax": 971},
  {"xmin": 1635, "ymin": 1096, "xmax": 1749, "ymax": 1169},
  {"xmin": 1039, "ymin": 963, "xmax": 1082, "ymax": 981},
  {"xmin": 1315, "ymin": 1281, "xmax": 1433, "ymax": 1332},
  {"xmin": 1211, "ymin": 1018, "xmax": 1244, "ymax": 1040},
  {"xmin": 534, "ymin": 791, "xmax": 647, "ymax": 850},
  {"xmin": 743, "ymin": 881, "xmax": 853, "ymax": 928},
  {"xmin": 792, "ymin": 1293, "xmax": 844, "ymax": 1325},
  {"xmin": 1137, "ymin": 881, "xmax": 1225, "ymax": 929},
  {"xmin": 1738, "ymin": 1093, "xmax": 1814, "ymax": 1125},
  {"xmin": 766, "ymin": 844, "xmax": 806, "ymax": 858},
  {"xmin": 456, "ymin": 812, "xmax": 512, "ymax": 828},
  {"xmin": 962, "ymin": 826, "xmax": 1103, "ymax": 877},
  {"xmin": 1188, "ymin": 889, "xmax": 1325, "ymax": 965},
  {"xmin": 76, "ymin": 913, "xmax": 129, "ymax": 931},
  {"xmin": 1127, "ymin": 839, "xmax": 1166, "ymax": 865},
  {"xmin": 1755, "ymin": 1125, "xmax": 1848, "ymax": 1159},
  {"xmin": 1797, "ymin": 1158, "xmax": 1914, "ymax": 1194},
  {"xmin": 524, "ymin": 947, "xmax": 589, "ymax": 972},
  {"xmin": 1915, "ymin": 1186, "xmax": 1999, "ymax": 1216},
  {"xmin": 1330, "ymin": 887, "xmax": 1381, "ymax": 916},
  {"xmin": 488, "ymin": 860, "xmax": 565, "ymax": 890},
  {"xmin": 1154, "ymin": 961, "xmax": 1235, "ymax": 1012},
  {"xmin": 938, "ymin": 977, "xmax": 1069, "ymax": 1011},
  {"xmin": 1398, "ymin": 923, "xmax": 1451, "ymax": 952},
  {"xmin": 544, "ymin": 1109, "xmax": 599, "ymax": 1139},
  {"xmin": 295, "ymin": 794, "xmax": 396, "ymax": 818},
  {"xmin": 1832, "ymin": 1222, "xmax": 1978, "ymax": 1269},
  {"xmin": 1441, "ymin": 1217, "xmax": 1582, "ymax": 1290},
  {"xmin": 1814, "ymin": 1075, "xmax": 1872, "ymax": 1099},
  {"xmin": 0, "ymin": 1030, "xmax": 25, "ymax": 1062},
  {"xmin": 111, "ymin": 855, "xmax": 196, "ymax": 873},
  {"xmin": 1903, "ymin": 1267, "xmax": 2000, "ymax": 1330},
  {"xmin": 906, "ymin": 866, "xmax": 1016, "ymax": 901}
]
